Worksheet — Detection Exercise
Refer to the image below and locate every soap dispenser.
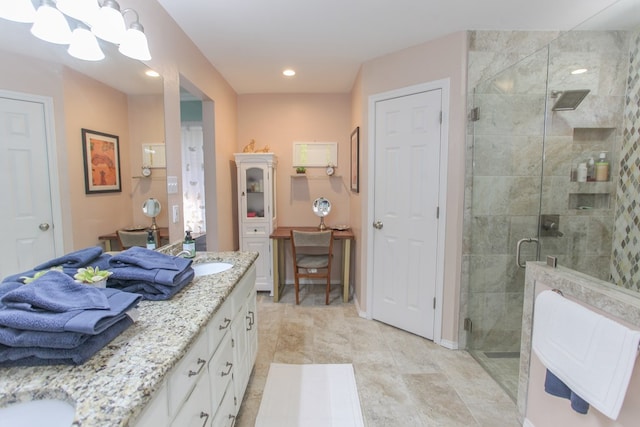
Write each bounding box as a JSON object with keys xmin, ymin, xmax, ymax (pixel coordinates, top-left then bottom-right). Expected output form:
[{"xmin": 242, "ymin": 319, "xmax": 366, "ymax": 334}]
[
  {"xmin": 183, "ymin": 231, "xmax": 196, "ymax": 258},
  {"xmin": 146, "ymin": 230, "xmax": 156, "ymax": 250}
]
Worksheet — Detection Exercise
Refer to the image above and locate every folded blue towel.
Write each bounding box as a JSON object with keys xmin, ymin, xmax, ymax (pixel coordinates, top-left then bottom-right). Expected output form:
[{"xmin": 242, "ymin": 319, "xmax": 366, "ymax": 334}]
[
  {"xmin": 544, "ymin": 369, "xmax": 590, "ymax": 414},
  {"xmin": 0, "ymin": 281, "xmax": 23, "ymax": 299},
  {"xmin": 34, "ymin": 246, "xmax": 103, "ymax": 271},
  {"xmin": 108, "ymin": 261, "xmax": 193, "ymax": 287},
  {"xmin": 0, "ymin": 315, "xmax": 134, "ymax": 366},
  {"xmin": 1, "ymin": 271, "xmax": 109, "ymax": 313},
  {"xmin": 1, "ymin": 251, "xmax": 113, "ymax": 284},
  {"xmin": 0, "ymin": 325, "xmax": 92, "ymax": 349},
  {"xmin": 109, "ymin": 247, "xmax": 191, "ymax": 271},
  {"xmin": 0, "ymin": 288, "xmax": 141, "ymax": 334},
  {"xmin": 108, "ymin": 268, "xmax": 195, "ymax": 300}
]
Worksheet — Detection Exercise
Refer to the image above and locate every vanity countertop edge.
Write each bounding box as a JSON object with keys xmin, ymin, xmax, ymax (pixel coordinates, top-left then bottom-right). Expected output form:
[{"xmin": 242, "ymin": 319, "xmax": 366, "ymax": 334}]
[{"xmin": 0, "ymin": 250, "xmax": 259, "ymax": 427}]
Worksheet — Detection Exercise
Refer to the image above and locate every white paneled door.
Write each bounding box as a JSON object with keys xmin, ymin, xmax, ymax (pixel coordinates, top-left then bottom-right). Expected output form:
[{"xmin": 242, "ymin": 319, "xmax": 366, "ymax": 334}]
[
  {"xmin": 371, "ymin": 87, "xmax": 444, "ymax": 340},
  {"xmin": 0, "ymin": 96, "xmax": 56, "ymax": 279}
]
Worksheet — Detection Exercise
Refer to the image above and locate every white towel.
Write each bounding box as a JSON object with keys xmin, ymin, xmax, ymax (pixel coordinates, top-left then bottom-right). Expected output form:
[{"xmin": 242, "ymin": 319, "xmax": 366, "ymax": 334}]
[{"xmin": 532, "ymin": 290, "xmax": 640, "ymax": 420}]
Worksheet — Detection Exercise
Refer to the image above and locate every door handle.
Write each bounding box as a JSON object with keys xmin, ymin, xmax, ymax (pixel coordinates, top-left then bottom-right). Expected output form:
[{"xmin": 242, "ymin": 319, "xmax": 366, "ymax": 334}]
[
  {"xmin": 39, "ymin": 223, "xmax": 50, "ymax": 231},
  {"xmin": 373, "ymin": 221, "xmax": 383, "ymax": 230},
  {"xmin": 516, "ymin": 237, "xmax": 539, "ymax": 268}
]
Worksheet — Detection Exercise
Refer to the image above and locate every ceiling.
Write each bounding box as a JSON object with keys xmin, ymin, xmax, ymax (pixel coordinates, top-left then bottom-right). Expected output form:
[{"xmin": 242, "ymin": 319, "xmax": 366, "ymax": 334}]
[{"xmin": 157, "ymin": 0, "xmax": 622, "ymax": 94}]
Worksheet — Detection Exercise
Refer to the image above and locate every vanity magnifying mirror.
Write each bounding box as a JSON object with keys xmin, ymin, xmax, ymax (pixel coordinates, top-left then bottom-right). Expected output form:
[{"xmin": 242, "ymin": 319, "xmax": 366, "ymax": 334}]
[
  {"xmin": 312, "ymin": 197, "xmax": 331, "ymax": 230},
  {"xmin": 142, "ymin": 198, "xmax": 161, "ymax": 231}
]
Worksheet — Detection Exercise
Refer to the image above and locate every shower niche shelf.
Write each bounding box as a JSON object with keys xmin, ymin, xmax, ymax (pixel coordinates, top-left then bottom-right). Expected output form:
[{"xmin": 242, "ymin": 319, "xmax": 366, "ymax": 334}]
[{"xmin": 568, "ymin": 193, "xmax": 611, "ymax": 211}]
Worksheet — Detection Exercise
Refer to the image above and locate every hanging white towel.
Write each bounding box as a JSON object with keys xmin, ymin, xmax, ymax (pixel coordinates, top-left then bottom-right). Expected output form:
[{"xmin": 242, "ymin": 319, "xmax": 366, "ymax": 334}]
[{"xmin": 532, "ymin": 290, "xmax": 640, "ymax": 420}]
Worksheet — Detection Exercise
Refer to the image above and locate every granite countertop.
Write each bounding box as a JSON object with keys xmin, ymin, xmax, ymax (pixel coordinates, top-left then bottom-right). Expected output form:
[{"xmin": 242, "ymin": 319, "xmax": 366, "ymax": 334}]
[{"xmin": 0, "ymin": 250, "xmax": 258, "ymax": 427}]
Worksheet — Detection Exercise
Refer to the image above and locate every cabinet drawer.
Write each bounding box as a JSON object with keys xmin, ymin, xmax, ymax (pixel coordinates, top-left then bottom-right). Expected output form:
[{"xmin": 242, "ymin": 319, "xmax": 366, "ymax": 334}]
[
  {"xmin": 170, "ymin": 372, "xmax": 212, "ymax": 427},
  {"xmin": 207, "ymin": 299, "xmax": 233, "ymax": 355},
  {"xmin": 242, "ymin": 224, "xmax": 268, "ymax": 236},
  {"xmin": 208, "ymin": 332, "xmax": 234, "ymax": 410},
  {"xmin": 212, "ymin": 383, "xmax": 237, "ymax": 427},
  {"xmin": 168, "ymin": 331, "xmax": 210, "ymax": 418}
]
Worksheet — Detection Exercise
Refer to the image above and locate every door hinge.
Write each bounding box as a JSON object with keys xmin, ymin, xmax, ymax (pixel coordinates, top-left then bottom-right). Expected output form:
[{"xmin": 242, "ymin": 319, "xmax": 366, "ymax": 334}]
[
  {"xmin": 469, "ymin": 107, "xmax": 480, "ymax": 122},
  {"xmin": 433, "ymin": 297, "xmax": 436, "ymax": 309},
  {"xmin": 436, "ymin": 206, "xmax": 440, "ymax": 219},
  {"xmin": 439, "ymin": 111, "xmax": 443, "ymax": 124},
  {"xmin": 464, "ymin": 318, "xmax": 473, "ymax": 332}
]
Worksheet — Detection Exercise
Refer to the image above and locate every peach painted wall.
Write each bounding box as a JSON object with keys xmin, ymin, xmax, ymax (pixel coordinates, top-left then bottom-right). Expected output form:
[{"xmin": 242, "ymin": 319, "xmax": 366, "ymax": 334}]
[
  {"xmin": 62, "ymin": 68, "xmax": 133, "ymax": 249},
  {"xmin": 237, "ymin": 94, "xmax": 352, "ymax": 280},
  {"xmin": 353, "ymin": 31, "xmax": 468, "ymax": 345},
  {"xmin": 134, "ymin": 0, "xmax": 238, "ymax": 251},
  {"xmin": 128, "ymin": 95, "xmax": 168, "ymax": 229}
]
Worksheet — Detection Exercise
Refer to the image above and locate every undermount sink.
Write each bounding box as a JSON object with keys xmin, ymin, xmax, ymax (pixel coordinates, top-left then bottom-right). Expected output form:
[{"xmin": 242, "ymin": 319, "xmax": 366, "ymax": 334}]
[
  {"xmin": 0, "ymin": 399, "xmax": 75, "ymax": 427},
  {"xmin": 193, "ymin": 262, "xmax": 233, "ymax": 277}
]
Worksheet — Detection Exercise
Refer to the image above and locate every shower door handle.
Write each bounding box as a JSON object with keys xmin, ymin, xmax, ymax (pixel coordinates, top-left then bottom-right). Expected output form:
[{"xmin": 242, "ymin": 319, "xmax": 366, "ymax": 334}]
[{"xmin": 516, "ymin": 237, "xmax": 539, "ymax": 268}]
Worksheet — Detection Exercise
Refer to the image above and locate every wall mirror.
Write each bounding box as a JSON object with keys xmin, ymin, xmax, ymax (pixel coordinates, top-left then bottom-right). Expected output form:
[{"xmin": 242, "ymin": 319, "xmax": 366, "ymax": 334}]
[{"xmin": 0, "ymin": 11, "xmax": 165, "ymax": 252}]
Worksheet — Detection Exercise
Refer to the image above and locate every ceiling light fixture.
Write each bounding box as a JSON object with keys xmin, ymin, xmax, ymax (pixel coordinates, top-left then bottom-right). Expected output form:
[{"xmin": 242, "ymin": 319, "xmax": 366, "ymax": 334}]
[
  {"xmin": 145, "ymin": 70, "xmax": 160, "ymax": 77},
  {"xmin": 118, "ymin": 9, "xmax": 151, "ymax": 61},
  {"xmin": 283, "ymin": 69, "xmax": 296, "ymax": 77},
  {"xmin": 571, "ymin": 68, "xmax": 588, "ymax": 75},
  {"xmin": 68, "ymin": 23, "xmax": 105, "ymax": 61},
  {"xmin": 91, "ymin": 0, "xmax": 125, "ymax": 44},
  {"xmin": 0, "ymin": 0, "xmax": 151, "ymax": 62},
  {"xmin": 56, "ymin": 0, "xmax": 100, "ymax": 25},
  {"xmin": 31, "ymin": 0, "xmax": 72, "ymax": 44},
  {"xmin": 0, "ymin": 0, "xmax": 36, "ymax": 23}
]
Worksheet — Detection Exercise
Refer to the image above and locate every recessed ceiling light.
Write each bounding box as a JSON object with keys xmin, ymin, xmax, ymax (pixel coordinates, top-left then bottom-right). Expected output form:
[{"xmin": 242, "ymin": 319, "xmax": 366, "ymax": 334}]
[
  {"xmin": 145, "ymin": 70, "xmax": 160, "ymax": 77},
  {"xmin": 283, "ymin": 69, "xmax": 296, "ymax": 77},
  {"xmin": 571, "ymin": 68, "xmax": 588, "ymax": 75}
]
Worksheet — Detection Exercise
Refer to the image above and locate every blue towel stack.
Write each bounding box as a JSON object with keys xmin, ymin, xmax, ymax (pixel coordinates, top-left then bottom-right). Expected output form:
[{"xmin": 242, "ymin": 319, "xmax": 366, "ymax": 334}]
[
  {"xmin": 107, "ymin": 247, "xmax": 195, "ymax": 300},
  {"xmin": 0, "ymin": 271, "xmax": 141, "ymax": 366},
  {"xmin": 2, "ymin": 246, "xmax": 111, "ymax": 283}
]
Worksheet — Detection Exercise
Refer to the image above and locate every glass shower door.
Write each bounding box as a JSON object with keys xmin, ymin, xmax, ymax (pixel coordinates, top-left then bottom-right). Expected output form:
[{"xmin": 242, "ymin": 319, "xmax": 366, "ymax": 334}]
[{"xmin": 466, "ymin": 46, "xmax": 550, "ymax": 399}]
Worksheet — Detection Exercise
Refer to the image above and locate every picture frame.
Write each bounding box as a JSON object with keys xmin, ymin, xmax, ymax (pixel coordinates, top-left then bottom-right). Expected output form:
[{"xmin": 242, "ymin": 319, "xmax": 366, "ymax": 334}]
[
  {"xmin": 81, "ymin": 128, "xmax": 121, "ymax": 194},
  {"xmin": 350, "ymin": 126, "xmax": 360, "ymax": 193}
]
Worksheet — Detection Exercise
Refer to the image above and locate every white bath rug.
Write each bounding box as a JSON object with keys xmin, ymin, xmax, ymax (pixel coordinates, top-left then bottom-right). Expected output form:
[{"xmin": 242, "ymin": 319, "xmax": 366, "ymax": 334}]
[{"xmin": 255, "ymin": 363, "xmax": 365, "ymax": 427}]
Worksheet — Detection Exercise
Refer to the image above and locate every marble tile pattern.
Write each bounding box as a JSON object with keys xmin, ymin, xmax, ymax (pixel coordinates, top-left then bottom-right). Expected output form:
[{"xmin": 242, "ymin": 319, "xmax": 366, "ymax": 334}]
[
  {"xmin": 517, "ymin": 262, "xmax": 640, "ymax": 418},
  {"xmin": 0, "ymin": 248, "xmax": 258, "ymax": 427},
  {"xmin": 236, "ymin": 286, "xmax": 521, "ymax": 427},
  {"xmin": 613, "ymin": 30, "xmax": 640, "ymax": 290}
]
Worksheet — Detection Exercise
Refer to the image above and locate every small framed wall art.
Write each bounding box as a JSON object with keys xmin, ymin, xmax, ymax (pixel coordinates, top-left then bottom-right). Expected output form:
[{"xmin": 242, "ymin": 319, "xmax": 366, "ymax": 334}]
[{"xmin": 81, "ymin": 128, "xmax": 122, "ymax": 194}]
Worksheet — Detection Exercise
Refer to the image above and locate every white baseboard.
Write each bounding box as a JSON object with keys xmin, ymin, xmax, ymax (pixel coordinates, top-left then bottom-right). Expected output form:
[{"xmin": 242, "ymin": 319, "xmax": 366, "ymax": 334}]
[{"xmin": 439, "ymin": 339, "xmax": 458, "ymax": 350}]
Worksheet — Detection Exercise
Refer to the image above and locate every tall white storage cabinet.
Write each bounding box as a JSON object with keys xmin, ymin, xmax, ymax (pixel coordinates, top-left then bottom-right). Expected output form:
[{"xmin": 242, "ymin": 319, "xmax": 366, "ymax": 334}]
[{"xmin": 234, "ymin": 153, "xmax": 277, "ymax": 293}]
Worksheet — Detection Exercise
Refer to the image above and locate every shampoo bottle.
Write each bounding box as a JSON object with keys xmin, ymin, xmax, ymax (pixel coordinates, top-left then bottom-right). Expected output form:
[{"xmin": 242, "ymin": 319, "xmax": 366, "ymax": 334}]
[
  {"xmin": 595, "ymin": 152, "xmax": 609, "ymax": 182},
  {"xmin": 183, "ymin": 231, "xmax": 196, "ymax": 258},
  {"xmin": 577, "ymin": 163, "xmax": 587, "ymax": 183}
]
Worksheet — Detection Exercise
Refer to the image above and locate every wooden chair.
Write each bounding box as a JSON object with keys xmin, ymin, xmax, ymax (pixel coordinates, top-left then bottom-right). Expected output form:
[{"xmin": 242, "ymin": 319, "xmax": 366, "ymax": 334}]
[
  {"xmin": 290, "ymin": 229, "xmax": 334, "ymax": 305},
  {"xmin": 116, "ymin": 229, "xmax": 149, "ymax": 249}
]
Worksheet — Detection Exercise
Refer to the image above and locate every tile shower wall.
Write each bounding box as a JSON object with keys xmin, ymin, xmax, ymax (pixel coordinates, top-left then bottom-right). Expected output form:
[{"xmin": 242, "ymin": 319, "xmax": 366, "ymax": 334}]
[
  {"xmin": 539, "ymin": 31, "xmax": 629, "ymax": 280},
  {"xmin": 462, "ymin": 30, "xmax": 632, "ymax": 351},
  {"xmin": 613, "ymin": 31, "xmax": 640, "ymax": 290}
]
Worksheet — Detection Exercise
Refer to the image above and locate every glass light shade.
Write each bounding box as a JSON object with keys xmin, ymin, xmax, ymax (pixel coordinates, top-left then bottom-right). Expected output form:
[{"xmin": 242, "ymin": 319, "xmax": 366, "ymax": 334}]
[
  {"xmin": 91, "ymin": 0, "xmax": 125, "ymax": 44},
  {"xmin": 30, "ymin": 1, "xmax": 72, "ymax": 45},
  {"xmin": 0, "ymin": 0, "xmax": 37, "ymax": 23},
  {"xmin": 68, "ymin": 26, "xmax": 104, "ymax": 61},
  {"xmin": 56, "ymin": 0, "xmax": 99, "ymax": 25},
  {"xmin": 118, "ymin": 25, "xmax": 151, "ymax": 60}
]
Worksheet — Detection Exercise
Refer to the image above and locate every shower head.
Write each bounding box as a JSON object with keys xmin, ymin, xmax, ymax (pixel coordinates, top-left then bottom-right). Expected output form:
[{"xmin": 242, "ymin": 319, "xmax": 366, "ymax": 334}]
[{"xmin": 551, "ymin": 89, "xmax": 590, "ymax": 111}]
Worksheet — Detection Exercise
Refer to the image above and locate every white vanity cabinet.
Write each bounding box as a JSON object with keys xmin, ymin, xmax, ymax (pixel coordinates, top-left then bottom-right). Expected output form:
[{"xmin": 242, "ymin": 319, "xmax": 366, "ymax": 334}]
[
  {"xmin": 234, "ymin": 153, "xmax": 277, "ymax": 293},
  {"xmin": 134, "ymin": 265, "xmax": 257, "ymax": 427}
]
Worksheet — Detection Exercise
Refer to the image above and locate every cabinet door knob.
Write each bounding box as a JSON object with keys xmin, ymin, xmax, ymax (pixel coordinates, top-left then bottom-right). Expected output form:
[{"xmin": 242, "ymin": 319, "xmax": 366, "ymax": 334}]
[{"xmin": 373, "ymin": 221, "xmax": 384, "ymax": 230}]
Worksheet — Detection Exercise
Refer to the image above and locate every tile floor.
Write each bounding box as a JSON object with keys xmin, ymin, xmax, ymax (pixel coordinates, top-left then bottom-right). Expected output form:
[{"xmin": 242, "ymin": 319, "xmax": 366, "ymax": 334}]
[{"xmin": 235, "ymin": 284, "xmax": 521, "ymax": 426}]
